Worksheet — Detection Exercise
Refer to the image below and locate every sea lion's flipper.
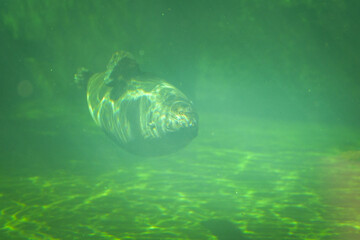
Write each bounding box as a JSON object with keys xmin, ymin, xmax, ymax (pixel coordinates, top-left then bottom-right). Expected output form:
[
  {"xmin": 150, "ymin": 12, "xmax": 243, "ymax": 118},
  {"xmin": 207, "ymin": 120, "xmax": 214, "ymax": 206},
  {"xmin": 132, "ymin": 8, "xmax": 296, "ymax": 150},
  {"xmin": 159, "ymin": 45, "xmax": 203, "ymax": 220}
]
[
  {"xmin": 104, "ymin": 51, "xmax": 141, "ymax": 87},
  {"xmin": 74, "ymin": 67, "xmax": 93, "ymax": 89}
]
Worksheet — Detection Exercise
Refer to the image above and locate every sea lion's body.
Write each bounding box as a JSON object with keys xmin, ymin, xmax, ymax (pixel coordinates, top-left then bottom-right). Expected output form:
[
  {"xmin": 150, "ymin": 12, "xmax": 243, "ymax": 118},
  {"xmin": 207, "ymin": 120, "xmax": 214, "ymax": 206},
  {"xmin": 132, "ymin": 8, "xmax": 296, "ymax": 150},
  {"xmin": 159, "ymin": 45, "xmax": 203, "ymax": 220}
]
[{"xmin": 80, "ymin": 51, "xmax": 198, "ymax": 156}]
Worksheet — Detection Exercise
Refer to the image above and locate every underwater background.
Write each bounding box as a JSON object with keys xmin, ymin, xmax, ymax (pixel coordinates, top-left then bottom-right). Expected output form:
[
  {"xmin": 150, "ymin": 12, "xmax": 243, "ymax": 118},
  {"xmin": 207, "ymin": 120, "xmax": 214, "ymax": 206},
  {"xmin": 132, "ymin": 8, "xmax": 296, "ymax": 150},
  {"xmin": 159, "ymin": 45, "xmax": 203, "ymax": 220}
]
[{"xmin": 1, "ymin": 0, "xmax": 360, "ymax": 239}]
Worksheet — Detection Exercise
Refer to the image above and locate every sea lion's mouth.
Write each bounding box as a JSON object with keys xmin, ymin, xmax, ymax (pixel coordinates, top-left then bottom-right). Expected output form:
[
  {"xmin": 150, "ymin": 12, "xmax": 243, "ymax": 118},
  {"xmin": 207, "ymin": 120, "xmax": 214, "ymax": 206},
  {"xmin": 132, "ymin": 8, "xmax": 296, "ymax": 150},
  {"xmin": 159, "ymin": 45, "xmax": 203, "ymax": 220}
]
[
  {"xmin": 166, "ymin": 110, "xmax": 198, "ymax": 130},
  {"xmin": 167, "ymin": 119, "xmax": 198, "ymax": 141}
]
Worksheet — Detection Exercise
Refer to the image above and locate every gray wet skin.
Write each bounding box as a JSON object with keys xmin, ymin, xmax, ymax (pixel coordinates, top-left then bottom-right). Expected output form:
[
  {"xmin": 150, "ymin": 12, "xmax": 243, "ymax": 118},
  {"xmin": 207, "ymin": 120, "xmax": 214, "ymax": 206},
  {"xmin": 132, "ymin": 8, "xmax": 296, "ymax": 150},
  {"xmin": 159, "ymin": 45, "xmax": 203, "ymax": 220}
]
[{"xmin": 86, "ymin": 51, "xmax": 198, "ymax": 156}]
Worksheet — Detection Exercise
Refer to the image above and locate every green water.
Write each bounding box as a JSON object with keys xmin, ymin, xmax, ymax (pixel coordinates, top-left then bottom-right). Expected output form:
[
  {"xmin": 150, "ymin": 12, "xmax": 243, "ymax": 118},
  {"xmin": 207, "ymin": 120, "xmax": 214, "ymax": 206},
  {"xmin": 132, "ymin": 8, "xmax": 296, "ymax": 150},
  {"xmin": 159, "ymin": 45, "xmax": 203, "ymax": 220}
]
[{"xmin": 1, "ymin": 1, "xmax": 360, "ymax": 239}]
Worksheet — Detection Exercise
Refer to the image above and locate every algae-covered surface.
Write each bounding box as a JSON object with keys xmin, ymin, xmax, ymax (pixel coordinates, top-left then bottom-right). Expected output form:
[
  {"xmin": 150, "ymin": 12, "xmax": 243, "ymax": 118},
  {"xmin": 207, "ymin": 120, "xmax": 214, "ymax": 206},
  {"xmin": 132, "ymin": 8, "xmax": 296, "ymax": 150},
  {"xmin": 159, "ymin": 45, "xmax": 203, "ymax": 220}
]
[{"xmin": 1, "ymin": 104, "xmax": 359, "ymax": 240}]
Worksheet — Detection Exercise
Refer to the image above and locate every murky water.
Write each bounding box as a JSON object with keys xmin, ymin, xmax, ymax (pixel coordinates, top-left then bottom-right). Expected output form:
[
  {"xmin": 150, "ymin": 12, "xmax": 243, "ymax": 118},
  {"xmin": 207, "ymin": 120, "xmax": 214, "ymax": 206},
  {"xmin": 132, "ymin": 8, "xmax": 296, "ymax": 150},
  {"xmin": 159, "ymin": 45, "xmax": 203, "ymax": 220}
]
[{"xmin": 1, "ymin": 1, "xmax": 360, "ymax": 239}]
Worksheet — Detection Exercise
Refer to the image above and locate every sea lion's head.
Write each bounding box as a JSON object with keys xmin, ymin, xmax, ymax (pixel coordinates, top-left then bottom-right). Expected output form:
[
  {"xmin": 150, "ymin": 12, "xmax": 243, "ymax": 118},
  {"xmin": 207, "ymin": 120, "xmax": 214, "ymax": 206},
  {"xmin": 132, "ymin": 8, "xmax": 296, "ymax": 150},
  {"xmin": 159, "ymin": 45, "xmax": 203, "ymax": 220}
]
[
  {"xmin": 152, "ymin": 82, "xmax": 197, "ymax": 133},
  {"xmin": 162, "ymin": 95, "xmax": 198, "ymax": 139},
  {"xmin": 127, "ymin": 81, "xmax": 198, "ymax": 156}
]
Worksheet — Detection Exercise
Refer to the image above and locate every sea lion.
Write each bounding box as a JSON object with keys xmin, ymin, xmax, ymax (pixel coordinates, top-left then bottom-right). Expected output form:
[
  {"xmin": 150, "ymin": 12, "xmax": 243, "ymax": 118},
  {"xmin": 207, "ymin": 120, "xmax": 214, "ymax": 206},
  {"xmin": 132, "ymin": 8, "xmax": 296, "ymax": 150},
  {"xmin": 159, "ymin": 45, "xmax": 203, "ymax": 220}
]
[{"xmin": 75, "ymin": 51, "xmax": 198, "ymax": 156}]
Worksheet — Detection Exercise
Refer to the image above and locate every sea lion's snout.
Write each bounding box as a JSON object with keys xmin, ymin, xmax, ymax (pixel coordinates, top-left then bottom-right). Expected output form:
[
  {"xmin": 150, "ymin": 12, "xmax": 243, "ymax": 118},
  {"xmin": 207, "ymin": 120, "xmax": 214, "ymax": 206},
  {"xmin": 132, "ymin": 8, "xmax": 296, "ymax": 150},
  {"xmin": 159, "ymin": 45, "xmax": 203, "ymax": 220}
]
[
  {"xmin": 169, "ymin": 110, "xmax": 199, "ymax": 142},
  {"xmin": 167, "ymin": 101, "xmax": 198, "ymax": 131}
]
